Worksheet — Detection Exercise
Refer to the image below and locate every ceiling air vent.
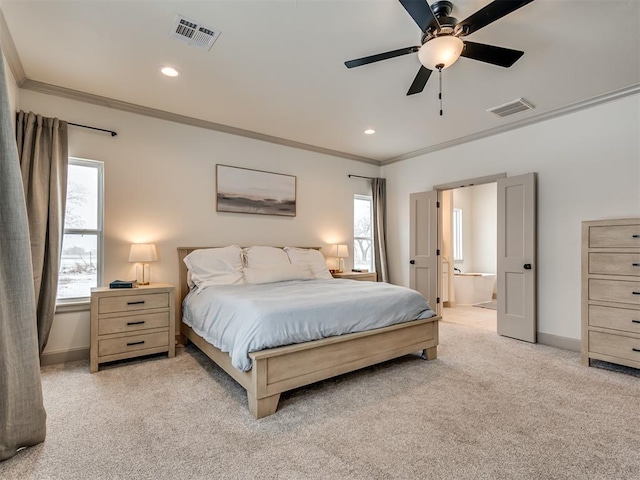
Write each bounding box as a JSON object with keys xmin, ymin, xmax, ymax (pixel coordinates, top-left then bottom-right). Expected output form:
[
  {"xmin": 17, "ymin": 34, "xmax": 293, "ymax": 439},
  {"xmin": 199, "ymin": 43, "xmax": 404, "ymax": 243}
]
[
  {"xmin": 487, "ymin": 98, "xmax": 535, "ymax": 118},
  {"xmin": 170, "ymin": 14, "xmax": 221, "ymax": 50}
]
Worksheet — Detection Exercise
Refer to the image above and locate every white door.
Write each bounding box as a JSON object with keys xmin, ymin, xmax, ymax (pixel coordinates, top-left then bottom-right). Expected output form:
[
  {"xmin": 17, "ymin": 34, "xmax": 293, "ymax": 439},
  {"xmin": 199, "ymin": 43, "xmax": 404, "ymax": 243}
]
[
  {"xmin": 409, "ymin": 191, "xmax": 439, "ymax": 314},
  {"xmin": 497, "ymin": 173, "xmax": 537, "ymax": 342}
]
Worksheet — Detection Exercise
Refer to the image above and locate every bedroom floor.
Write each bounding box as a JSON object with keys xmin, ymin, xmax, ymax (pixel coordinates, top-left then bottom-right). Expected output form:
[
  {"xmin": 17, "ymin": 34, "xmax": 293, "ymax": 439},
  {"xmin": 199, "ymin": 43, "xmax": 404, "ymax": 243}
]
[{"xmin": 441, "ymin": 304, "xmax": 497, "ymax": 331}]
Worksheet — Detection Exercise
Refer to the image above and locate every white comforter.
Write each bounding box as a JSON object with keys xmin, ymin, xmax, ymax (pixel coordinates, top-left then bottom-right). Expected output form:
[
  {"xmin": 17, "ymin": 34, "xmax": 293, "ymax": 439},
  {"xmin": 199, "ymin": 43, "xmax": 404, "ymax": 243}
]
[{"xmin": 182, "ymin": 279, "xmax": 436, "ymax": 371}]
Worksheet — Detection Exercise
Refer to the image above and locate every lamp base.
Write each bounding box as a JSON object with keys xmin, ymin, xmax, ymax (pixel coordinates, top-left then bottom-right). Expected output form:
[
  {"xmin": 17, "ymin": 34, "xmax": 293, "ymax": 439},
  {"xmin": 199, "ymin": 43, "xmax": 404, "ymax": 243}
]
[{"xmin": 136, "ymin": 263, "xmax": 151, "ymax": 285}]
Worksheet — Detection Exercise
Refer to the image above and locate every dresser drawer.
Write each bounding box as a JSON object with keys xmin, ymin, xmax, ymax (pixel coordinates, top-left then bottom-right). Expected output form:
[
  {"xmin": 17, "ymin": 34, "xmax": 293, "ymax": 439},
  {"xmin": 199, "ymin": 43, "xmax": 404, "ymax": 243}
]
[
  {"xmin": 98, "ymin": 331, "xmax": 169, "ymax": 357},
  {"xmin": 589, "ymin": 225, "xmax": 640, "ymax": 248},
  {"xmin": 98, "ymin": 292, "xmax": 169, "ymax": 314},
  {"xmin": 98, "ymin": 311, "xmax": 170, "ymax": 336},
  {"xmin": 589, "ymin": 331, "xmax": 640, "ymax": 363},
  {"xmin": 589, "ymin": 305, "xmax": 640, "ymax": 334},
  {"xmin": 589, "ymin": 253, "xmax": 640, "ymax": 276},
  {"xmin": 589, "ymin": 279, "xmax": 640, "ymax": 305}
]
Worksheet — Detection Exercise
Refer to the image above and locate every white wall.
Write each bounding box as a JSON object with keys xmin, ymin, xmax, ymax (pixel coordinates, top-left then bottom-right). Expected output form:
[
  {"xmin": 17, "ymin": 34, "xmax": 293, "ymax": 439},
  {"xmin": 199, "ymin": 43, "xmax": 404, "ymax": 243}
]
[
  {"xmin": 383, "ymin": 94, "xmax": 640, "ymax": 341},
  {"xmin": 18, "ymin": 89, "xmax": 379, "ymax": 356}
]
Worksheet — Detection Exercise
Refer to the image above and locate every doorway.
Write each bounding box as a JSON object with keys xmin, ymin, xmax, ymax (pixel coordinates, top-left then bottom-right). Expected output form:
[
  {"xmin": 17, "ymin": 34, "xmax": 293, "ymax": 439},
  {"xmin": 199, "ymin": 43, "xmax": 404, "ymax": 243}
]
[
  {"xmin": 409, "ymin": 173, "xmax": 537, "ymax": 343},
  {"xmin": 441, "ymin": 183, "xmax": 497, "ymax": 332}
]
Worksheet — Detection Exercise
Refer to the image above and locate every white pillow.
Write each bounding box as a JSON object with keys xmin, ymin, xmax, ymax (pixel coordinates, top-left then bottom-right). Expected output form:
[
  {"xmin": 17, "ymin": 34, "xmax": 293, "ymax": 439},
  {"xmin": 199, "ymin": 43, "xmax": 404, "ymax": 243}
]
[
  {"xmin": 284, "ymin": 247, "xmax": 333, "ymax": 280},
  {"xmin": 243, "ymin": 265, "xmax": 313, "ymax": 284},
  {"xmin": 243, "ymin": 246, "xmax": 290, "ymax": 268},
  {"xmin": 183, "ymin": 246, "xmax": 244, "ymax": 287}
]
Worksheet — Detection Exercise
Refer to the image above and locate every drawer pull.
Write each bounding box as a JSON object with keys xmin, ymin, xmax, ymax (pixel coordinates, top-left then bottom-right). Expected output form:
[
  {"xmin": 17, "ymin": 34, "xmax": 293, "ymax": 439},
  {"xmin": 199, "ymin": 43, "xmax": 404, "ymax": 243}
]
[
  {"xmin": 633, "ymin": 320, "xmax": 640, "ymax": 324},
  {"xmin": 633, "ymin": 292, "xmax": 640, "ymax": 295},
  {"xmin": 126, "ymin": 340, "xmax": 145, "ymax": 346},
  {"xmin": 633, "ymin": 263, "xmax": 640, "ymax": 267},
  {"xmin": 127, "ymin": 300, "xmax": 145, "ymax": 305},
  {"xmin": 633, "ymin": 348, "xmax": 640, "ymax": 353},
  {"xmin": 633, "ymin": 235, "xmax": 640, "ymax": 238},
  {"xmin": 127, "ymin": 321, "xmax": 145, "ymax": 326}
]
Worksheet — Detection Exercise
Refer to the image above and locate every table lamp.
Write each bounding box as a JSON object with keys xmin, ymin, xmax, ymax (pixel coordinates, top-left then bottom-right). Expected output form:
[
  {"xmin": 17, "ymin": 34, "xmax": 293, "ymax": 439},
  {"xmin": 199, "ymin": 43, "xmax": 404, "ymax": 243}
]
[
  {"xmin": 335, "ymin": 244, "xmax": 348, "ymax": 273},
  {"xmin": 129, "ymin": 243, "xmax": 158, "ymax": 285}
]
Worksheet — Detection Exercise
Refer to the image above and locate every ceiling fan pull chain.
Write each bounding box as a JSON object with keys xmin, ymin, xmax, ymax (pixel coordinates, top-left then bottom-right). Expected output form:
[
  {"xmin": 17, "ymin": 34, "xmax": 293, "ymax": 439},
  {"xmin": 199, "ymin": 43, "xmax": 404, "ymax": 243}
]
[{"xmin": 437, "ymin": 64, "xmax": 444, "ymax": 116}]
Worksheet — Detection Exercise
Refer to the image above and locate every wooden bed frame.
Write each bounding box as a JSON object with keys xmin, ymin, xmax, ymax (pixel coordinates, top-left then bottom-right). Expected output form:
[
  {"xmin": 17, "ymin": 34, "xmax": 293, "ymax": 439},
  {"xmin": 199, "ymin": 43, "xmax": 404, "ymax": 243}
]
[{"xmin": 177, "ymin": 247, "xmax": 440, "ymax": 419}]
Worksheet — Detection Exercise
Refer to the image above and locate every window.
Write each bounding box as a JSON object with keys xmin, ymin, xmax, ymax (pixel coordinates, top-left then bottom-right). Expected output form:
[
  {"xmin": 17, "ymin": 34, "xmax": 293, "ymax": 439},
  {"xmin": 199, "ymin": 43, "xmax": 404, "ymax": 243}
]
[
  {"xmin": 58, "ymin": 158, "xmax": 104, "ymax": 301},
  {"xmin": 453, "ymin": 207, "xmax": 463, "ymax": 262},
  {"xmin": 354, "ymin": 195, "xmax": 374, "ymax": 272}
]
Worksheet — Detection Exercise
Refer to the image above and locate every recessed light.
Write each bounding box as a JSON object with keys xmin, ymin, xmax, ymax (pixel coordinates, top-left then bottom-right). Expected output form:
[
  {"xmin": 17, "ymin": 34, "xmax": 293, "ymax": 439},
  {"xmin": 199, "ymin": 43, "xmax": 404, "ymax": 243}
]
[
  {"xmin": 364, "ymin": 129, "xmax": 376, "ymax": 135},
  {"xmin": 160, "ymin": 66, "xmax": 180, "ymax": 77}
]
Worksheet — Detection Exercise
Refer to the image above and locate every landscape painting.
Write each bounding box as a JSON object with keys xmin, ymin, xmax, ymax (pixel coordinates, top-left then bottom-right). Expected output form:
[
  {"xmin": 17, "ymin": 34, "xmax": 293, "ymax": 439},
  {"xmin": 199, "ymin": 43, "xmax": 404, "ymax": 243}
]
[{"xmin": 216, "ymin": 164, "xmax": 296, "ymax": 216}]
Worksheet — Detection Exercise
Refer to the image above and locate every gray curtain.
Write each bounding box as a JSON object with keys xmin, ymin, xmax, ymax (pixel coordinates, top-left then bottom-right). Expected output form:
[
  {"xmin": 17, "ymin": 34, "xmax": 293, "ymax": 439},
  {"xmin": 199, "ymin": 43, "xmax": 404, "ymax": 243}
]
[
  {"xmin": 16, "ymin": 111, "xmax": 68, "ymax": 353},
  {"xmin": 371, "ymin": 177, "xmax": 389, "ymax": 282},
  {"xmin": 0, "ymin": 52, "xmax": 47, "ymax": 461}
]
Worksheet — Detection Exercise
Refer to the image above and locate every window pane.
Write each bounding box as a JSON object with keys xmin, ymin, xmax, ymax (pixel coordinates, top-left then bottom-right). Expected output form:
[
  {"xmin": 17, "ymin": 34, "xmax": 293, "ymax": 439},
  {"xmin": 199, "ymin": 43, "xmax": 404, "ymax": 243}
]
[
  {"xmin": 65, "ymin": 163, "xmax": 98, "ymax": 230},
  {"xmin": 353, "ymin": 238, "xmax": 372, "ymax": 270},
  {"xmin": 453, "ymin": 208, "xmax": 463, "ymax": 261},
  {"xmin": 58, "ymin": 234, "xmax": 98, "ymax": 299},
  {"xmin": 354, "ymin": 198, "xmax": 371, "ymax": 237}
]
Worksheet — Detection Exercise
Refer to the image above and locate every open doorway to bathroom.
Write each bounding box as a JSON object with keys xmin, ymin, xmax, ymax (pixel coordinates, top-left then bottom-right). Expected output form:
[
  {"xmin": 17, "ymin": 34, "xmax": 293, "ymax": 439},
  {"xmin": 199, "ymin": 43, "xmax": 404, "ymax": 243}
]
[{"xmin": 441, "ymin": 182, "xmax": 497, "ymax": 332}]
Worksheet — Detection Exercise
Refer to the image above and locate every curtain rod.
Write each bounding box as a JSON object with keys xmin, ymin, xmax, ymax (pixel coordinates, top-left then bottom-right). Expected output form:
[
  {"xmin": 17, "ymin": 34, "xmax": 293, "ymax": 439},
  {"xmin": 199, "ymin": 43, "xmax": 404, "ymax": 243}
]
[
  {"xmin": 348, "ymin": 174, "xmax": 374, "ymax": 180},
  {"xmin": 68, "ymin": 122, "xmax": 117, "ymax": 137}
]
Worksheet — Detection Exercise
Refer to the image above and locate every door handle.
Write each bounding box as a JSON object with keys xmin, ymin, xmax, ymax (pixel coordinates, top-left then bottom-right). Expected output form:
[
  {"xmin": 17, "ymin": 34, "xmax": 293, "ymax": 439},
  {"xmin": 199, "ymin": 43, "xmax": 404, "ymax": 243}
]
[
  {"xmin": 523, "ymin": 264, "xmax": 532, "ymax": 270},
  {"xmin": 409, "ymin": 260, "xmax": 415, "ymax": 265}
]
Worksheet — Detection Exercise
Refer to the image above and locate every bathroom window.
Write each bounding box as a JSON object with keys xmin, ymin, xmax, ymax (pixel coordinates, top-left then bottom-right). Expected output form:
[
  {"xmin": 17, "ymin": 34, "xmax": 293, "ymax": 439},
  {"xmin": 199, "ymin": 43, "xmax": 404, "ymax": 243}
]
[{"xmin": 453, "ymin": 208, "xmax": 463, "ymax": 262}]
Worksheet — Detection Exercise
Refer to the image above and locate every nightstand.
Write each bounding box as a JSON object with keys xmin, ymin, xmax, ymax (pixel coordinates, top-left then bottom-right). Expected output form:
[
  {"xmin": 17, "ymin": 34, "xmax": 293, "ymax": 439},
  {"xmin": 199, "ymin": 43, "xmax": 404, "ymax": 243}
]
[
  {"xmin": 332, "ymin": 271, "xmax": 377, "ymax": 282},
  {"xmin": 90, "ymin": 283, "xmax": 175, "ymax": 373}
]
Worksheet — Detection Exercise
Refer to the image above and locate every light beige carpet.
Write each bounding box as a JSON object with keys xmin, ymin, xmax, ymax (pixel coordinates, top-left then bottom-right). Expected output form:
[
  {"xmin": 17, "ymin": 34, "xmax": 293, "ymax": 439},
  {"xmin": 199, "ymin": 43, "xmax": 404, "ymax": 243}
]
[{"xmin": 1, "ymin": 322, "xmax": 639, "ymax": 479}]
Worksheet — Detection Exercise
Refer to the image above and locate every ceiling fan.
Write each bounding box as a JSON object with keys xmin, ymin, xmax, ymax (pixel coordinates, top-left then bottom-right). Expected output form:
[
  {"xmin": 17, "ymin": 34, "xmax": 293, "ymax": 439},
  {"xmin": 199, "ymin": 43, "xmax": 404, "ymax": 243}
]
[{"xmin": 345, "ymin": 0, "xmax": 535, "ymax": 96}]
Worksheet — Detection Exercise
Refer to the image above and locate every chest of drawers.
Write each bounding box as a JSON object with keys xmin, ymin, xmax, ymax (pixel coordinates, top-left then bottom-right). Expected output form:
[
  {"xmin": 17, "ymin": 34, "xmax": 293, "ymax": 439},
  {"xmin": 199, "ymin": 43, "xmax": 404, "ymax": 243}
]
[
  {"xmin": 90, "ymin": 283, "xmax": 175, "ymax": 372},
  {"xmin": 582, "ymin": 219, "xmax": 640, "ymax": 369}
]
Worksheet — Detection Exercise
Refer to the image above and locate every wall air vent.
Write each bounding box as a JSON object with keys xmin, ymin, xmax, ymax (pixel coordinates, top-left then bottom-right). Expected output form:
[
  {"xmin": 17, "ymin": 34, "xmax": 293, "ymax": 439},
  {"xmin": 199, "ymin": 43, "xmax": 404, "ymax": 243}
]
[
  {"xmin": 487, "ymin": 98, "xmax": 535, "ymax": 118},
  {"xmin": 170, "ymin": 14, "xmax": 221, "ymax": 50}
]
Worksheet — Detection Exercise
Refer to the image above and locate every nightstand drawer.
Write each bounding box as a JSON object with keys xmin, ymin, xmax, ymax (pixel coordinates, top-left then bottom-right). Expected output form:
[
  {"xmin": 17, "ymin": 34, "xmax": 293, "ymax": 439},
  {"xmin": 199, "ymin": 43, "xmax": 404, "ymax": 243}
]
[
  {"xmin": 589, "ymin": 225, "xmax": 640, "ymax": 248},
  {"xmin": 98, "ymin": 311, "xmax": 170, "ymax": 336},
  {"xmin": 589, "ymin": 305, "xmax": 640, "ymax": 334},
  {"xmin": 589, "ymin": 279, "xmax": 640, "ymax": 305},
  {"xmin": 98, "ymin": 331, "xmax": 169, "ymax": 357},
  {"xmin": 589, "ymin": 253, "xmax": 640, "ymax": 276},
  {"xmin": 589, "ymin": 331, "xmax": 640, "ymax": 363},
  {"xmin": 98, "ymin": 292, "xmax": 169, "ymax": 314}
]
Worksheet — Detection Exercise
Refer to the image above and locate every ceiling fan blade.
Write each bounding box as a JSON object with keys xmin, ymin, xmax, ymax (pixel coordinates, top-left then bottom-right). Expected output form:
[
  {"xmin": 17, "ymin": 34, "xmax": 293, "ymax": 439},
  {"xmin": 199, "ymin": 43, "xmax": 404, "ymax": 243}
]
[
  {"xmin": 345, "ymin": 46, "xmax": 420, "ymax": 68},
  {"xmin": 457, "ymin": 0, "xmax": 535, "ymax": 36},
  {"xmin": 407, "ymin": 66, "xmax": 433, "ymax": 95},
  {"xmin": 399, "ymin": 0, "xmax": 441, "ymax": 33},
  {"xmin": 461, "ymin": 41, "xmax": 524, "ymax": 67}
]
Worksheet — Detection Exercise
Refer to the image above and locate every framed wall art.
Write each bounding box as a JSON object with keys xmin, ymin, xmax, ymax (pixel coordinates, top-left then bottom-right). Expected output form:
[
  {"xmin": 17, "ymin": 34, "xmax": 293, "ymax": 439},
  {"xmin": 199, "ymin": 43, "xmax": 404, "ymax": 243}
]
[{"xmin": 216, "ymin": 164, "xmax": 296, "ymax": 217}]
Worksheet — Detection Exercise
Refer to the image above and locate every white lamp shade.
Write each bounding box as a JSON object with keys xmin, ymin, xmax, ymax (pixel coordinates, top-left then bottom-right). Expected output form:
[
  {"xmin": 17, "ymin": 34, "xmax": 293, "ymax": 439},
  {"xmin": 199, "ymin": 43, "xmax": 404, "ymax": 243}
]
[
  {"xmin": 336, "ymin": 244, "xmax": 349, "ymax": 258},
  {"xmin": 128, "ymin": 243, "xmax": 158, "ymax": 262},
  {"xmin": 418, "ymin": 36, "xmax": 464, "ymax": 70}
]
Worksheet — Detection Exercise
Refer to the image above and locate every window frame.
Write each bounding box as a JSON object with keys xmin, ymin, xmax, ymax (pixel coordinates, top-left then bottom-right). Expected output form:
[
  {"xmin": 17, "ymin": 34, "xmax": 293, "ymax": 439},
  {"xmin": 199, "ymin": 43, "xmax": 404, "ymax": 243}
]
[
  {"xmin": 353, "ymin": 194, "xmax": 375, "ymax": 273},
  {"xmin": 57, "ymin": 157, "xmax": 104, "ymax": 304}
]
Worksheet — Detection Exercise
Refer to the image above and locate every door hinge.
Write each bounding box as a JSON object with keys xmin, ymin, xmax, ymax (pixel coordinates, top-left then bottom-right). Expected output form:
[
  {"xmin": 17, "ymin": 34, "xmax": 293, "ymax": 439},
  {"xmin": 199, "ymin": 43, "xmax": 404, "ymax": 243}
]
[
  {"xmin": 436, "ymin": 297, "xmax": 440, "ymax": 304},
  {"xmin": 436, "ymin": 249, "xmax": 440, "ymax": 256},
  {"xmin": 436, "ymin": 201, "xmax": 440, "ymax": 208}
]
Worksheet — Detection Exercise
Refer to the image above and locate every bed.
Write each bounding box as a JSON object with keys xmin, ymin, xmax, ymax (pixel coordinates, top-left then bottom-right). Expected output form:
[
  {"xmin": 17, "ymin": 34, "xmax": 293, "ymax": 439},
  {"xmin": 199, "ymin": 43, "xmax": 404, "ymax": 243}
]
[{"xmin": 177, "ymin": 246, "xmax": 440, "ymax": 419}]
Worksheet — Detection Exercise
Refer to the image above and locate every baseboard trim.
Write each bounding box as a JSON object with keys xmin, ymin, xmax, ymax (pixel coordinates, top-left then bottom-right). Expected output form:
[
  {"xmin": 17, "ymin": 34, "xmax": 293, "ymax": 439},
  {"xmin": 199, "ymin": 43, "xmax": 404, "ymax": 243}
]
[
  {"xmin": 41, "ymin": 347, "xmax": 89, "ymax": 366},
  {"xmin": 538, "ymin": 333, "xmax": 580, "ymax": 352}
]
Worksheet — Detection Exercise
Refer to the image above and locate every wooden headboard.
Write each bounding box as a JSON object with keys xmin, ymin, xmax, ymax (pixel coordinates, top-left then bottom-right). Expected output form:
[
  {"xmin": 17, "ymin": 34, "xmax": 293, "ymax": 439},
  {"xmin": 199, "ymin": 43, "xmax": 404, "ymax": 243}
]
[{"xmin": 177, "ymin": 246, "xmax": 322, "ymax": 327}]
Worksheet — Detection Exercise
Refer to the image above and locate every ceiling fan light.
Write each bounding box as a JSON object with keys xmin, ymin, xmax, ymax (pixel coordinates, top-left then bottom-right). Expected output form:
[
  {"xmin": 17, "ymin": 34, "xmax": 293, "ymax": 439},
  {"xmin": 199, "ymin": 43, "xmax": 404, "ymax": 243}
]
[{"xmin": 418, "ymin": 36, "xmax": 464, "ymax": 70}]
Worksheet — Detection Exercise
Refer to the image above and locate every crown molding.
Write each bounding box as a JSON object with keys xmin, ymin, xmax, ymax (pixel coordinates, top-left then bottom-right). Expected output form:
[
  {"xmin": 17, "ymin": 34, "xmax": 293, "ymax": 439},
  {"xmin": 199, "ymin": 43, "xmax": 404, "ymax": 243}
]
[
  {"xmin": 0, "ymin": 6, "xmax": 26, "ymax": 85},
  {"xmin": 381, "ymin": 83, "xmax": 640, "ymax": 166}
]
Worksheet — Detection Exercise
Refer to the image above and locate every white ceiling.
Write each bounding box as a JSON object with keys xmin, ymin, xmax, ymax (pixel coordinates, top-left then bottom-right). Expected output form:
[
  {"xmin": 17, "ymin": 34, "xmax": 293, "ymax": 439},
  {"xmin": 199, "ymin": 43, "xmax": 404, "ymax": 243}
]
[{"xmin": 1, "ymin": 0, "xmax": 639, "ymax": 163}]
